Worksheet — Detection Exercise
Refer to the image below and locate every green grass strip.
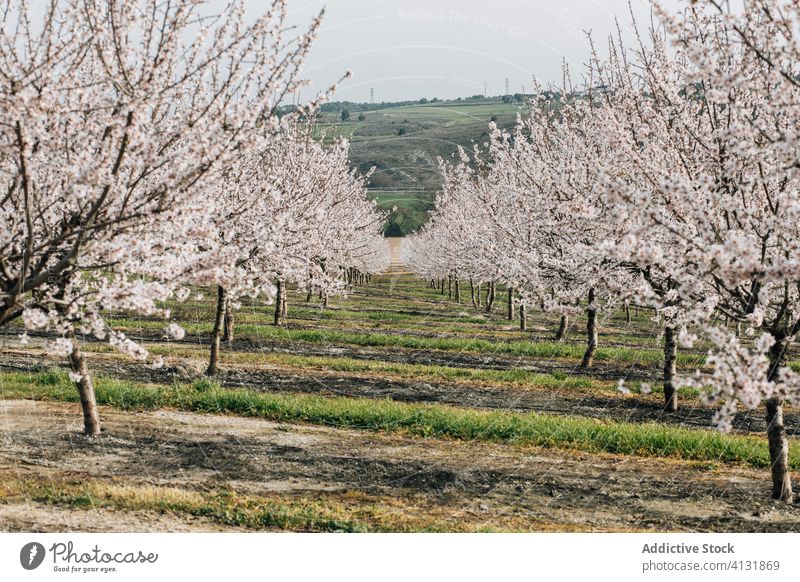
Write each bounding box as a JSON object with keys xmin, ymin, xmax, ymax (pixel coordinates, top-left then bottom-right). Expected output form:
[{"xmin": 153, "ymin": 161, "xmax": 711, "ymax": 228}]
[
  {"xmin": 0, "ymin": 369, "xmax": 785, "ymax": 471},
  {"xmin": 106, "ymin": 317, "xmax": 705, "ymax": 367}
]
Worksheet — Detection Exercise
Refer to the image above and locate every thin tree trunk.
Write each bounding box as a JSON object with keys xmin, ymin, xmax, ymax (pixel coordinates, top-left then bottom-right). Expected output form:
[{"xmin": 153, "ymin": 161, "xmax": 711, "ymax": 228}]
[
  {"xmin": 222, "ymin": 297, "xmax": 234, "ymax": 343},
  {"xmin": 580, "ymin": 288, "xmax": 598, "ymax": 368},
  {"xmin": 766, "ymin": 398, "xmax": 792, "ymax": 501},
  {"xmin": 625, "ymin": 304, "xmax": 631, "ymax": 324},
  {"xmin": 507, "ymin": 288, "xmax": 514, "ymax": 321},
  {"xmin": 486, "ymin": 281, "xmax": 496, "ymax": 312},
  {"xmin": 440, "ymin": 278, "xmax": 446, "ymax": 295},
  {"xmin": 448, "ymin": 276, "xmax": 452, "ymax": 299},
  {"xmin": 766, "ymin": 336, "xmax": 793, "ymax": 502},
  {"xmin": 555, "ymin": 315, "xmax": 569, "ymax": 341},
  {"xmin": 306, "ymin": 287, "xmax": 313, "ymax": 302},
  {"xmin": 519, "ymin": 303, "xmax": 526, "ymax": 331},
  {"xmin": 274, "ymin": 280, "xmax": 284, "ymax": 326},
  {"xmin": 207, "ymin": 285, "xmax": 227, "ymax": 376},
  {"xmin": 663, "ymin": 326, "xmax": 677, "ymax": 412},
  {"xmin": 67, "ymin": 333, "xmax": 101, "ymax": 436},
  {"xmin": 454, "ymin": 279, "xmax": 461, "ymax": 303},
  {"xmin": 281, "ymin": 283, "xmax": 288, "ymax": 318},
  {"xmin": 470, "ymin": 278, "xmax": 476, "ymax": 308},
  {"xmin": 476, "ymin": 283, "xmax": 482, "ymax": 307}
]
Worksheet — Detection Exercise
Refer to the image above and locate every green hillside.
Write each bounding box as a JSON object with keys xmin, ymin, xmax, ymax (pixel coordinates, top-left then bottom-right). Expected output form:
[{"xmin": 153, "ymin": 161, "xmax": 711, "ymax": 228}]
[{"xmin": 318, "ymin": 98, "xmax": 525, "ymax": 235}]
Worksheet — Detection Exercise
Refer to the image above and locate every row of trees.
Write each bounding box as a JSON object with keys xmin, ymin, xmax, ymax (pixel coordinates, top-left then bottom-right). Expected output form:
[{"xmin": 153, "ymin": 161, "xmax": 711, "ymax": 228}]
[
  {"xmin": 205, "ymin": 124, "xmax": 388, "ymax": 377},
  {"xmin": 0, "ymin": 1, "xmax": 388, "ymax": 435},
  {"xmin": 404, "ymin": 0, "xmax": 800, "ymax": 502}
]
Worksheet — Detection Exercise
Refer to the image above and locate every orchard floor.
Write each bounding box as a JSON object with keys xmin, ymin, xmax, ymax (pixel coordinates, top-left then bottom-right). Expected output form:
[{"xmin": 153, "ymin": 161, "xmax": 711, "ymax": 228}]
[
  {"xmin": 1, "ymin": 262, "xmax": 800, "ymax": 532},
  {"xmin": 1, "ymin": 399, "xmax": 799, "ymax": 533}
]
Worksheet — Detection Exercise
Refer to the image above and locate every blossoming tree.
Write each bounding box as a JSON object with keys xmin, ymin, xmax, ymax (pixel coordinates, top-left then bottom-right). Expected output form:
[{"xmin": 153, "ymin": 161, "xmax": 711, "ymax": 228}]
[{"xmin": 0, "ymin": 0, "xmax": 327, "ymax": 435}]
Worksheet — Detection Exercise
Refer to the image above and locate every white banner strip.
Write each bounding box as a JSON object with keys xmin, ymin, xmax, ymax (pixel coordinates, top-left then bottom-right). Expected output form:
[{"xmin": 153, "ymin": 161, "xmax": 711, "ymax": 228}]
[{"xmin": 1, "ymin": 533, "xmax": 799, "ymax": 582}]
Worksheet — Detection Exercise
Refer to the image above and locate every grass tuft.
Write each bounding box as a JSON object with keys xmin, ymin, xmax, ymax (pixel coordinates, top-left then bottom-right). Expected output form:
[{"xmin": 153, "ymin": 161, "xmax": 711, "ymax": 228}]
[
  {"xmin": 192, "ymin": 377, "xmax": 221, "ymax": 392},
  {"xmin": 36, "ymin": 367, "xmax": 69, "ymax": 386}
]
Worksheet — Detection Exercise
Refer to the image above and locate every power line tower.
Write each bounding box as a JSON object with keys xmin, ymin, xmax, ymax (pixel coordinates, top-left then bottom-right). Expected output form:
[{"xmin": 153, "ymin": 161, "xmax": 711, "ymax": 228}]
[
  {"xmin": 505, "ymin": 78, "xmax": 510, "ymax": 96},
  {"xmin": 370, "ymin": 88, "xmax": 374, "ymax": 104},
  {"xmin": 484, "ymin": 81, "xmax": 487, "ymax": 97}
]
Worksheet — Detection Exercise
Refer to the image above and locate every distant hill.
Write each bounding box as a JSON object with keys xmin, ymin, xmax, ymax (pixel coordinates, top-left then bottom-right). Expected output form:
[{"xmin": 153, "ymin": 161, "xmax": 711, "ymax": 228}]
[{"xmin": 314, "ymin": 97, "xmax": 528, "ymax": 236}]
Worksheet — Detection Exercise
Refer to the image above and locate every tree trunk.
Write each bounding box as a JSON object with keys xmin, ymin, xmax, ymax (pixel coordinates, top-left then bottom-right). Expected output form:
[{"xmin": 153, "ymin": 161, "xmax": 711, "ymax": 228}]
[
  {"xmin": 470, "ymin": 278, "xmax": 477, "ymax": 308},
  {"xmin": 306, "ymin": 287, "xmax": 313, "ymax": 302},
  {"xmin": 454, "ymin": 279, "xmax": 461, "ymax": 303},
  {"xmin": 274, "ymin": 280, "xmax": 284, "ymax": 326},
  {"xmin": 519, "ymin": 303, "xmax": 526, "ymax": 331},
  {"xmin": 580, "ymin": 288, "xmax": 598, "ymax": 368},
  {"xmin": 625, "ymin": 304, "xmax": 631, "ymax": 324},
  {"xmin": 766, "ymin": 398, "xmax": 793, "ymax": 502},
  {"xmin": 207, "ymin": 285, "xmax": 227, "ymax": 376},
  {"xmin": 281, "ymin": 283, "xmax": 288, "ymax": 318},
  {"xmin": 222, "ymin": 297, "xmax": 234, "ymax": 343},
  {"xmin": 663, "ymin": 326, "xmax": 677, "ymax": 412},
  {"xmin": 766, "ymin": 336, "xmax": 793, "ymax": 502},
  {"xmin": 476, "ymin": 283, "xmax": 481, "ymax": 307},
  {"xmin": 448, "ymin": 276, "xmax": 452, "ymax": 299},
  {"xmin": 507, "ymin": 288, "xmax": 514, "ymax": 321},
  {"xmin": 440, "ymin": 278, "xmax": 446, "ymax": 295},
  {"xmin": 486, "ymin": 281, "xmax": 496, "ymax": 312},
  {"xmin": 67, "ymin": 333, "xmax": 101, "ymax": 436},
  {"xmin": 555, "ymin": 315, "xmax": 568, "ymax": 342}
]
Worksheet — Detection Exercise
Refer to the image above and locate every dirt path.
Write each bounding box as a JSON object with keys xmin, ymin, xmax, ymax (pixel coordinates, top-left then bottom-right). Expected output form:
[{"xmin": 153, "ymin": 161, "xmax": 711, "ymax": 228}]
[
  {"xmin": 0, "ymin": 502, "xmax": 238, "ymax": 533},
  {"xmin": 384, "ymin": 237, "xmax": 412, "ymax": 276},
  {"xmin": 1, "ymin": 400, "xmax": 798, "ymax": 532}
]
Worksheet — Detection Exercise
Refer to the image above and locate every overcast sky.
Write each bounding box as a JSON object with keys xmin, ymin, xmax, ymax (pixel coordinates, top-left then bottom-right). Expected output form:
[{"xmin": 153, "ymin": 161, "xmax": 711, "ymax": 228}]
[{"xmin": 272, "ymin": 0, "xmax": 683, "ymax": 103}]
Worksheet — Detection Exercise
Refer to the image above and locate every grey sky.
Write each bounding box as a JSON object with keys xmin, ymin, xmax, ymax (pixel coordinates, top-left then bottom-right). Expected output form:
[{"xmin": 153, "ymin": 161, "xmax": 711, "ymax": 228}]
[{"xmin": 273, "ymin": 0, "xmax": 683, "ymax": 103}]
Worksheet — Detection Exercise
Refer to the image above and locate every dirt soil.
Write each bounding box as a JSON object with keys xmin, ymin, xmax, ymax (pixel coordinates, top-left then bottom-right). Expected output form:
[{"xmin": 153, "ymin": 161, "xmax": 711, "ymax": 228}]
[{"xmin": 1, "ymin": 400, "xmax": 799, "ymax": 532}]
